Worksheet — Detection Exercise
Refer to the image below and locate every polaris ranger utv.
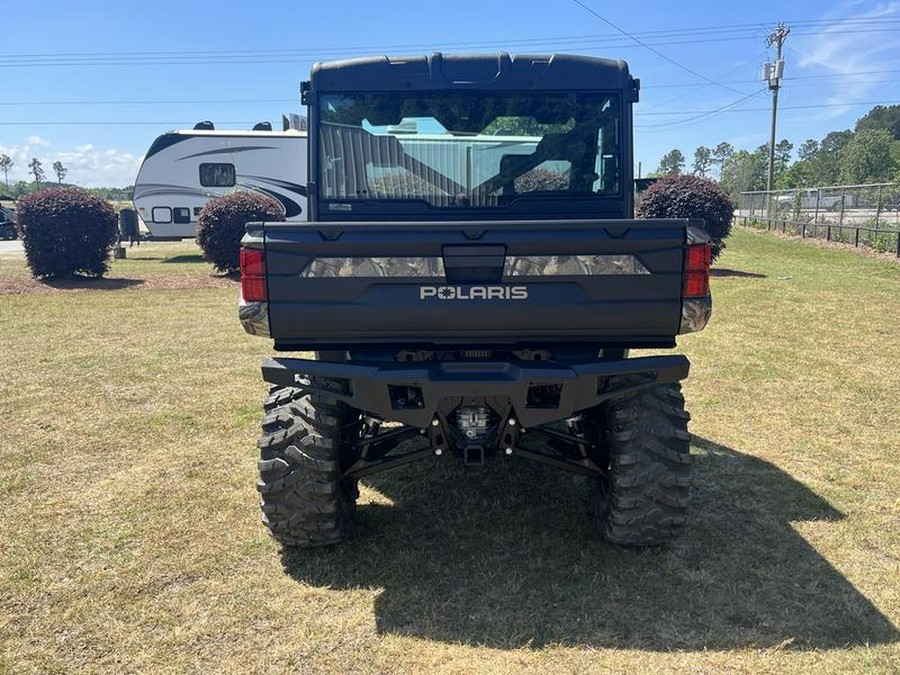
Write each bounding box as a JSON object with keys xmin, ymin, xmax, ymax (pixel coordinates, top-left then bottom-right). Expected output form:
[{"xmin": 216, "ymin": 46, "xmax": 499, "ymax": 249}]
[{"xmin": 239, "ymin": 53, "xmax": 712, "ymax": 547}]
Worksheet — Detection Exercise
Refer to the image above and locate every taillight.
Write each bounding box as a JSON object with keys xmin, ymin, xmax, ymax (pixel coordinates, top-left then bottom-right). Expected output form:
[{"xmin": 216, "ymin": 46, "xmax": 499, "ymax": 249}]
[
  {"xmin": 683, "ymin": 243, "xmax": 711, "ymax": 298},
  {"xmin": 240, "ymin": 247, "xmax": 267, "ymax": 302}
]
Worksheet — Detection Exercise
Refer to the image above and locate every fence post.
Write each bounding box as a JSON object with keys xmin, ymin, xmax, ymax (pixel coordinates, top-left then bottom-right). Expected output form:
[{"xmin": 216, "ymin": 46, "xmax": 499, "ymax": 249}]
[
  {"xmin": 838, "ymin": 192, "xmax": 846, "ymax": 242},
  {"xmin": 896, "ymin": 231, "xmax": 900, "ymax": 258},
  {"xmin": 814, "ymin": 189, "xmax": 820, "ymax": 224},
  {"xmin": 854, "ymin": 228, "xmax": 859, "ymax": 247},
  {"xmin": 875, "ymin": 186, "xmax": 882, "ymax": 230},
  {"xmin": 827, "ymin": 225, "xmax": 831, "ymax": 241}
]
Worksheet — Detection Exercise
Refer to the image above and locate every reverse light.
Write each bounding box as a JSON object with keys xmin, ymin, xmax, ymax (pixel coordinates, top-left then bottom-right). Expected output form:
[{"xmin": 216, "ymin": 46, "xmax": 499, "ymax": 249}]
[{"xmin": 240, "ymin": 247, "xmax": 267, "ymax": 302}]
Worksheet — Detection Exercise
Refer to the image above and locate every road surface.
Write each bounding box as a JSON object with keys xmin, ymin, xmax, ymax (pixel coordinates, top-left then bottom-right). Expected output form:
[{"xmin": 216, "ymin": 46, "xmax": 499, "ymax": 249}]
[{"xmin": 0, "ymin": 240, "xmax": 23, "ymax": 254}]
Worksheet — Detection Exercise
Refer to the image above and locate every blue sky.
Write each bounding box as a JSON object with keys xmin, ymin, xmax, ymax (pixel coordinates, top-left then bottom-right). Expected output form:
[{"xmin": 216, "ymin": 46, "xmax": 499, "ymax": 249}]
[{"xmin": 2, "ymin": 0, "xmax": 899, "ymax": 186}]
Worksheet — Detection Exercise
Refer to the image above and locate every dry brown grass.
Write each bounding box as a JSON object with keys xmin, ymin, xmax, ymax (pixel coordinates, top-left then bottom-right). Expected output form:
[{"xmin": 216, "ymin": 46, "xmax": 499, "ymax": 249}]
[{"xmin": 0, "ymin": 231, "xmax": 898, "ymax": 674}]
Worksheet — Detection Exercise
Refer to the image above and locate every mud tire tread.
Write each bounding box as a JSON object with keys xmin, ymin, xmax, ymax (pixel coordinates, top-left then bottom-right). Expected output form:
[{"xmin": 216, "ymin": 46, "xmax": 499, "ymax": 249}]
[
  {"xmin": 256, "ymin": 392, "xmax": 358, "ymax": 547},
  {"xmin": 590, "ymin": 383, "xmax": 693, "ymax": 546}
]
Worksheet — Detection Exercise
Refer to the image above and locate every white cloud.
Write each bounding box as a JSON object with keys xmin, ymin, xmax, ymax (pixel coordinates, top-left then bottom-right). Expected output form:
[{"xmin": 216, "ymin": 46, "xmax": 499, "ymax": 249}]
[
  {"xmin": 791, "ymin": 2, "xmax": 900, "ymax": 119},
  {"xmin": 0, "ymin": 137, "xmax": 142, "ymax": 188},
  {"xmin": 25, "ymin": 135, "xmax": 52, "ymax": 148}
]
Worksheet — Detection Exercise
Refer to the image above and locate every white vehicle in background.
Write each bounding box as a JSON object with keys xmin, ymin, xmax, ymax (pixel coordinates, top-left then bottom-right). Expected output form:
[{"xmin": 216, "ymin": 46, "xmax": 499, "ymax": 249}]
[
  {"xmin": 133, "ymin": 122, "xmax": 308, "ymax": 239},
  {"xmin": 775, "ymin": 188, "xmax": 855, "ymax": 211}
]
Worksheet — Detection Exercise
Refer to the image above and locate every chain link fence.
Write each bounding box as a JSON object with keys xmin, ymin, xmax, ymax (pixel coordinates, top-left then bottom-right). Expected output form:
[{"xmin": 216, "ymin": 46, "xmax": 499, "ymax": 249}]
[{"xmin": 738, "ymin": 183, "xmax": 900, "ymax": 257}]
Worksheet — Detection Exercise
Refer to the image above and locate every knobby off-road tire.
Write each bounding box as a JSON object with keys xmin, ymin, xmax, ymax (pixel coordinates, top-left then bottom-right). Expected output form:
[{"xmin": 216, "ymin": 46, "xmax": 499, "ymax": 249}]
[
  {"xmin": 588, "ymin": 383, "xmax": 692, "ymax": 546},
  {"xmin": 256, "ymin": 388, "xmax": 361, "ymax": 547},
  {"xmin": 262, "ymin": 384, "xmax": 305, "ymax": 413}
]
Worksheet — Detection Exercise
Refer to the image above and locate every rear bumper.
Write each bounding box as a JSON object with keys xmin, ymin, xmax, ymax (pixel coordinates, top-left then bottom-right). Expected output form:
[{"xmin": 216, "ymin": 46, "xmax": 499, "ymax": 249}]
[{"xmin": 261, "ymin": 354, "xmax": 690, "ymax": 428}]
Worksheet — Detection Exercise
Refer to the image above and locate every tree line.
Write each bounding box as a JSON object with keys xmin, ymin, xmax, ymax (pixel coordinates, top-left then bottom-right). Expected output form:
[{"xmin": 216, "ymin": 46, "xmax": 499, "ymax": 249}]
[
  {"xmin": 0, "ymin": 156, "xmax": 67, "ymax": 190},
  {"xmin": 652, "ymin": 104, "xmax": 900, "ymax": 198},
  {"xmin": 0, "ymin": 154, "xmax": 133, "ymax": 201}
]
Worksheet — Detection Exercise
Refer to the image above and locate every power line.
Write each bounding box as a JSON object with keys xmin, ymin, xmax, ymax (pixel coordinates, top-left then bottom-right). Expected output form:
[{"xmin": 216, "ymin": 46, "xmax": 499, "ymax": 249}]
[
  {"xmin": 0, "ymin": 99, "xmax": 296, "ymax": 106},
  {"xmin": 563, "ymin": 3, "xmax": 890, "ymax": 98},
  {"xmin": 0, "ymin": 97, "xmax": 898, "ymax": 128},
  {"xmin": 0, "ymin": 25, "xmax": 771, "ymax": 58},
  {"xmin": 636, "ymin": 89, "xmax": 769, "ymax": 128},
  {"xmin": 0, "ymin": 25, "xmax": 813, "ymax": 59},
  {"xmin": 638, "ymin": 50, "xmax": 768, "ymax": 113},
  {"xmin": 0, "ymin": 26, "xmax": 895, "ymax": 68},
  {"xmin": 0, "ymin": 121, "xmax": 257, "ymax": 126},
  {"xmin": 1, "ymin": 16, "xmax": 898, "ymax": 63},
  {"xmin": 1, "ymin": 68, "xmax": 898, "ymax": 107},
  {"xmin": 0, "ymin": 34, "xmax": 766, "ymax": 65},
  {"xmin": 4, "ymin": 17, "xmax": 898, "ymax": 59},
  {"xmin": 634, "ymin": 97, "xmax": 900, "ymax": 132},
  {"xmin": 637, "ymin": 99, "xmax": 871, "ymax": 116}
]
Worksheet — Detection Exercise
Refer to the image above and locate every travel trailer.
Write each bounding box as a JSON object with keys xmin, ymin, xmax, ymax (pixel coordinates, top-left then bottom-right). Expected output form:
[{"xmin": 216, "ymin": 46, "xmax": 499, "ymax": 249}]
[
  {"xmin": 133, "ymin": 124, "xmax": 308, "ymax": 239},
  {"xmin": 134, "ymin": 118, "xmax": 561, "ymax": 238}
]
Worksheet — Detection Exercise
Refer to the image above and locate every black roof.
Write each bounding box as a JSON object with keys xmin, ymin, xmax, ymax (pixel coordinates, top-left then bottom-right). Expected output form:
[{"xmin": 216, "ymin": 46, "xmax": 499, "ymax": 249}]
[{"xmin": 309, "ymin": 53, "xmax": 633, "ymax": 92}]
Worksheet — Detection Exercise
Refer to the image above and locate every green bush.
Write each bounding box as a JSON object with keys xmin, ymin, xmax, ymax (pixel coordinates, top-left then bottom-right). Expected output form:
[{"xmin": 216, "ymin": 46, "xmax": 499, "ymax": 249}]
[
  {"xmin": 636, "ymin": 174, "xmax": 734, "ymax": 262},
  {"xmin": 196, "ymin": 192, "xmax": 282, "ymax": 273},
  {"xmin": 16, "ymin": 187, "xmax": 117, "ymax": 279}
]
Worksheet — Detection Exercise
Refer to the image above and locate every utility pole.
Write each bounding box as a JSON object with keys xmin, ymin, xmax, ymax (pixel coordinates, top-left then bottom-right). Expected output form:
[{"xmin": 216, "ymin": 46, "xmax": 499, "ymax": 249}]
[{"xmin": 764, "ymin": 23, "xmax": 789, "ymax": 198}]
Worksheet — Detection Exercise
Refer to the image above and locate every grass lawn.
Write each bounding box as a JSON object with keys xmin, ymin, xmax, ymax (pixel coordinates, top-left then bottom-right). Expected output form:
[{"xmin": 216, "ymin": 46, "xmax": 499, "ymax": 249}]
[{"xmin": 0, "ymin": 230, "xmax": 898, "ymax": 674}]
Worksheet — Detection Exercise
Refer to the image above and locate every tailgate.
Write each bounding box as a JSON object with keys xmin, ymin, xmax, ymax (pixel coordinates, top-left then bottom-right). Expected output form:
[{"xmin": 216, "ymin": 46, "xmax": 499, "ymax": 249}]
[{"xmin": 257, "ymin": 218, "xmax": 692, "ymax": 350}]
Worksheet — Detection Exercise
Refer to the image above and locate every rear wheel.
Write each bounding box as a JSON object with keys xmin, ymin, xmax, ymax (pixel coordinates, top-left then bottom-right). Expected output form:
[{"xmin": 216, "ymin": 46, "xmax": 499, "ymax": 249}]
[
  {"xmin": 586, "ymin": 383, "xmax": 693, "ymax": 546},
  {"xmin": 262, "ymin": 384, "xmax": 305, "ymax": 413},
  {"xmin": 256, "ymin": 392, "xmax": 361, "ymax": 547}
]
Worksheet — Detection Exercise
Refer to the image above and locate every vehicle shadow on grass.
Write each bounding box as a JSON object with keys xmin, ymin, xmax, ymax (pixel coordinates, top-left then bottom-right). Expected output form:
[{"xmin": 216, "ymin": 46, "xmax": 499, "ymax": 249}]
[
  {"xmin": 280, "ymin": 435, "xmax": 899, "ymax": 651},
  {"xmin": 41, "ymin": 277, "xmax": 145, "ymax": 291},
  {"xmin": 710, "ymin": 268, "xmax": 767, "ymax": 278},
  {"xmin": 161, "ymin": 254, "xmax": 205, "ymax": 264}
]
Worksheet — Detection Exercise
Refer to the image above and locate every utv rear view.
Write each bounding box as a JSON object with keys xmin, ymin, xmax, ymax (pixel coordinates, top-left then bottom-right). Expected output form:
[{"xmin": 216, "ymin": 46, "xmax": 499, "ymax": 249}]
[{"xmin": 240, "ymin": 53, "xmax": 712, "ymax": 547}]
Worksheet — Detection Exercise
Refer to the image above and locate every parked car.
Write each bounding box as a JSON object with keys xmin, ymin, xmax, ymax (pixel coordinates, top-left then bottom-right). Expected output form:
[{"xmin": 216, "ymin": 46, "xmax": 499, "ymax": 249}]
[{"xmin": 0, "ymin": 205, "xmax": 16, "ymax": 240}]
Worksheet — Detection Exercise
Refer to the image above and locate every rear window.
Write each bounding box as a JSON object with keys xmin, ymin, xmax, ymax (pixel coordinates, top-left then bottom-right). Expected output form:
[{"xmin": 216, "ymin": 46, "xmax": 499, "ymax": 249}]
[{"xmin": 318, "ymin": 92, "xmax": 621, "ymax": 208}]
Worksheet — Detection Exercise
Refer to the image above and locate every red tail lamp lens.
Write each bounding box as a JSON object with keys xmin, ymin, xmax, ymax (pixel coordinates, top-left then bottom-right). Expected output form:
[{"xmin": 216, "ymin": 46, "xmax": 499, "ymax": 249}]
[
  {"xmin": 240, "ymin": 248, "xmax": 267, "ymax": 302},
  {"xmin": 686, "ymin": 243, "xmax": 711, "ymax": 271},
  {"xmin": 240, "ymin": 248, "xmax": 266, "ymax": 276},
  {"xmin": 684, "ymin": 271, "xmax": 709, "ymax": 298},
  {"xmin": 684, "ymin": 244, "xmax": 711, "ymax": 298}
]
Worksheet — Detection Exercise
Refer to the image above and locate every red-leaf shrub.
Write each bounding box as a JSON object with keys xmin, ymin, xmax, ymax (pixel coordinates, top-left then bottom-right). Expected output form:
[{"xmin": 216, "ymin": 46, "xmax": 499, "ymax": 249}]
[
  {"xmin": 196, "ymin": 192, "xmax": 282, "ymax": 273},
  {"xmin": 514, "ymin": 167, "xmax": 570, "ymax": 193},
  {"xmin": 16, "ymin": 187, "xmax": 117, "ymax": 279},
  {"xmin": 636, "ymin": 175, "xmax": 734, "ymax": 262}
]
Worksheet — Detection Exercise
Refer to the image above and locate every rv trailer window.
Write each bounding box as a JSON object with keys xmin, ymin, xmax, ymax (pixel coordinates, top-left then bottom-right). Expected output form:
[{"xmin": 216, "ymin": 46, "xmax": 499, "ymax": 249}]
[
  {"xmin": 199, "ymin": 163, "xmax": 236, "ymax": 187},
  {"xmin": 152, "ymin": 206, "xmax": 172, "ymax": 223},
  {"xmin": 173, "ymin": 208, "xmax": 191, "ymax": 224}
]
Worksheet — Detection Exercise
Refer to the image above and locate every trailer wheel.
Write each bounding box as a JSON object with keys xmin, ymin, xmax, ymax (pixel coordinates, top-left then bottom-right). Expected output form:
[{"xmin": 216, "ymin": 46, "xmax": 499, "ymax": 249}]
[
  {"xmin": 587, "ymin": 383, "xmax": 693, "ymax": 546},
  {"xmin": 256, "ymin": 392, "xmax": 361, "ymax": 547}
]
